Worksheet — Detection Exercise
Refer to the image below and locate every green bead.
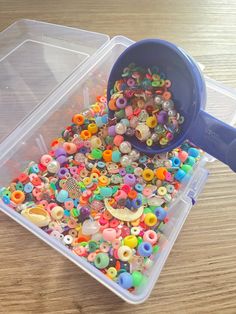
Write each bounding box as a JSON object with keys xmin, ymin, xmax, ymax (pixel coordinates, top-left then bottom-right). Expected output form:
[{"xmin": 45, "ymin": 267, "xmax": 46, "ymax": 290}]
[
  {"xmin": 153, "ymin": 245, "xmax": 160, "ymax": 254},
  {"xmin": 88, "ymin": 240, "xmax": 98, "ymax": 252},
  {"xmin": 125, "ymin": 165, "xmax": 134, "ymax": 174},
  {"xmin": 71, "ymin": 208, "xmax": 79, "ymax": 217},
  {"xmin": 137, "ymin": 236, "xmax": 143, "ymax": 245},
  {"xmin": 151, "ymin": 80, "xmax": 160, "ymax": 87},
  {"xmin": 79, "ymin": 242, "xmax": 88, "ymax": 247},
  {"xmin": 105, "ymin": 136, "xmax": 113, "ymax": 145},
  {"xmin": 132, "ymin": 271, "xmax": 143, "ymax": 287},
  {"xmin": 114, "ymin": 109, "xmax": 125, "ymax": 119},
  {"xmin": 16, "ymin": 183, "xmax": 24, "ymax": 191},
  {"xmin": 50, "ymin": 182, "xmax": 57, "ymax": 191},
  {"xmin": 144, "ymin": 207, "xmax": 152, "ymax": 214},
  {"xmin": 181, "ymin": 164, "xmax": 192, "ymax": 173},
  {"xmin": 94, "ymin": 253, "xmax": 109, "ymax": 269},
  {"xmin": 112, "ymin": 186, "xmax": 119, "ymax": 195},
  {"xmin": 91, "ymin": 148, "xmax": 103, "ymax": 160},
  {"xmin": 2, "ymin": 189, "xmax": 11, "ymax": 198}
]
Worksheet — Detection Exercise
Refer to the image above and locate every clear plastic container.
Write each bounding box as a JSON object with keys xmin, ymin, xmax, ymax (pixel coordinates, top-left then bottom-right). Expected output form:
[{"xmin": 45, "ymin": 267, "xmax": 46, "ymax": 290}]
[{"xmin": 1, "ymin": 20, "xmax": 236, "ymax": 304}]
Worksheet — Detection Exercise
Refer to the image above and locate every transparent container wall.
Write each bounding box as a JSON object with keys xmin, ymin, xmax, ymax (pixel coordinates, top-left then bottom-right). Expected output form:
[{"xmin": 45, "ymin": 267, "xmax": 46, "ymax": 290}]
[
  {"xmin": 0, "ymin": 36, "xmax": 235, "ymax": 303},
  {"xmin": 0, "ymin": 19, "xmax": 109, "ymax": 143}
]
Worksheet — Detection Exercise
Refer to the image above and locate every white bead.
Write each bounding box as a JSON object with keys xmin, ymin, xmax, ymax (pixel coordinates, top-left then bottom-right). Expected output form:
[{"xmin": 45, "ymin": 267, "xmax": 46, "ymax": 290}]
[
  {"xmin": 47, "ymin": 160, "xmax": 60, "ymax": 173},
  {"xmin": 129, "ymin": 149, "xmax": 140, "ymax": 161},
  {"xmin": 115, "ymin": 122, "xmax": 127, "ymax": 135},
  {"xmin": 135, "ymin": 124, "xmax": 151, "ymax": 141},
  {"xmin": 120, "ymin": 155, "xmax": 132, "ymax": 167},
  {"xmin": 119, "ymin": 141, "xmax": 132, "ymax": 154}
]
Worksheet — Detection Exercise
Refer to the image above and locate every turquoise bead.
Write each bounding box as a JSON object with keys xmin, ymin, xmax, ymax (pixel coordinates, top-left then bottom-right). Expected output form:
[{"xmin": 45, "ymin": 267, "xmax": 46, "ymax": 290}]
[
  {"xmin": 112, "ymin": 151, "xmax": 121, "ymax": 163},
  {"xmin": 100, "ymin": 187, "xmax": 113, "ymax": 198},
  {"xmin": 56, "ymin": 189, "xmax": 69, "ymax": 203}
]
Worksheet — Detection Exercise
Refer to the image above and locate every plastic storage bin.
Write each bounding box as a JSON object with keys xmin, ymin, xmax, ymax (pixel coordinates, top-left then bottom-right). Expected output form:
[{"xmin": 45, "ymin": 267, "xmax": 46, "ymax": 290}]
[{"xmin": 1, "ymin": 20, "xmax": 236, "ymax": 304}]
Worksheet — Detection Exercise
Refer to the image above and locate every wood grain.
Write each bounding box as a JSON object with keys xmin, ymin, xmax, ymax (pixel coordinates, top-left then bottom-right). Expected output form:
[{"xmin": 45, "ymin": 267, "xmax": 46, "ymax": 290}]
[{"xmin": 0, "ymin": 0, "xmax": 236, "ymax": 313}]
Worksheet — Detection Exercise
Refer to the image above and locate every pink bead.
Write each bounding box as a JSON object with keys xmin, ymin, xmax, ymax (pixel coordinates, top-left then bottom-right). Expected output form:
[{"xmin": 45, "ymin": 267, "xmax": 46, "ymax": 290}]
[
  {"xmin": 114, "ymin": 135, "xmax": 124, "ymax": 147},
  {"xmin": 87, "ymin": 252, "xmax": 96, "ymax": 262},
  {"xmin": 46, "ymin": 202, "xmax": 57, "ymax": 213},
  {"xmin": 114, "ymin": 190, "xmax": 127, "ymax": 202},
  {"xmin": 103, "ymin": 228, "xmax": 117, "ymax": 242},
  {"xmin": 143, "ymin": 187, "xmax": 152, "ymax": 197},
  {"xmin": 39, "ymin": 200, "xmax": 48, "ymax": 208},
  {"xmin": 165, "ymin": 171, "xmax": 172, "ymax": 182},
  {"xmin": 113, "ymin": 249, "xmax": 119, "ymax": 259},
  {"xmin": 125, "ymin": 105, "xmax": 133, "ymax": 118},
  {"xmin": 100, "ymin": 222, "xmax": 109, "ymax": 231},
  {"xmin": 74, "ymin": 246, "xmax": 87, "ymax": 256},
  {"xmin": 112, "ymin": 239, "xmax": 121, "ymax": 249},
  {"xmin": 121, "ymin": 184, "xmax": 131, "ymax": 194},
  {"xmin": 178, "ymin": 150, "xmax": 188, "ymax": 163},
  {"xmin": 143, "ymin": 230, "xmax": 158, "ymax": 245},
  {"xmin": 40, "ymin": 154, "xmax": 53, "ymax": 166},
  {"xmin": 64, "ymin": 200, "xmax": 74, "ymax": 210}
]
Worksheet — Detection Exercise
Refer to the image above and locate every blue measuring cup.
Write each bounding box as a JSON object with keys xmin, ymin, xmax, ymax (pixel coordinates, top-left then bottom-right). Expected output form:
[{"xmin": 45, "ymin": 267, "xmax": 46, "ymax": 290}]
[{"xmin": 107, "ymin": 39, "xmax": 236, "ymax": 172}]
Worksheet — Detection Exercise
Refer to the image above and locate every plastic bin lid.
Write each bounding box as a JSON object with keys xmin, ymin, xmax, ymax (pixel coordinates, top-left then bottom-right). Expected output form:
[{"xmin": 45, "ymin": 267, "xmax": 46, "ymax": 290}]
[{"xmin": 0, "ymin": 19, "xmax": 109, "ymax": 143}]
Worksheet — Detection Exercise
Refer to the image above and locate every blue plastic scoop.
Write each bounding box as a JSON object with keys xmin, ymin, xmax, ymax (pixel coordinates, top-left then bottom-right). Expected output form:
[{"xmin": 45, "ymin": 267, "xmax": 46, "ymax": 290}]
[{"xmin": 107, "ymin": 39, "xmax": 236, "ymax": 172}]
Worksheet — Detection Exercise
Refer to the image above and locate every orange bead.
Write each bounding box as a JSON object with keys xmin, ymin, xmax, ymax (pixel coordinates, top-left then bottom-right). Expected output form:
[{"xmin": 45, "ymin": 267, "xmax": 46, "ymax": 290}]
[
  {"xmin": 80, "ymin": 130, "xmax": 92, "ymax": 140},
  {"xmin": 108, "ymin": 98, "xmax": 118, "ymax": 111},
  {"xmin": 155, "ymin": 167, "xmax": 167, "ymax": 180},
  {"xmin": 11, "ymin": 190, "xmax": 25, "ymax": 204},
  {"xmin": 72, "ymin": 114, "xmax": 85, "ymax": 125},
  {"xmin": 102, "ymin": 150, "xmax": 112, "ymax": 162},
  {"xmin": 128, "ymin": 190, "xmax": 138, "ymax": 200},
  {"xmin": 63, "ymin": 142, "xmax": 77, "ymax": 154}
]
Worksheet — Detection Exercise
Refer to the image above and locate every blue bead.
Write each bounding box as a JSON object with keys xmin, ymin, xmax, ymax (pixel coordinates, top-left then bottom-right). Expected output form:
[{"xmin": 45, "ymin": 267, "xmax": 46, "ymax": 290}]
[
  {"xmin": 137, "ymin": 242, "xmax": 153, "ymax": 257},
  {"xmin": 24, "ymin": 183, "xmax": 33, "ymax": 193},
  {"xmin": 174, "ymin": 169, "xmax": 186, "ymax": 182},
  {"xmin": 101, "ymin": 114, "xmax": 108, "ymax": 124},
  {"xmin": 154, "ymin": 206, "xmax": 167, "ymax": 221},
  {"xmin": 171, "ymin": 157, "xmax": 181, "ymax": 167},
  {"xmin": 139, "ymin": 156, "xmax": 147, "ymax": 163},
  {"xmin": 188, "ymin": 147, "xmax": 200, "ymax": 158},
  {"xmin": 2, "ymin": 195, "xmax": 10, "ymax": 204},
  {"xmin": 64, "ymin": 210, "xmax": 70, "ymax": 217},
  {"xmin": 112, "ymin": 151, "xmax": 121, "ymax": 163},
  {"xmin": 131, "ymin": 198, "xmax": 142, "ymax": 209},
  {"xmin": 117, "ymin": 272, "xmax": 133, "ymax": 289},
  {"xmin": 97, "ymin": 161, "xmax": 106, "ymax": 168},
  {"xmin": 30, "ymin": 164, "xmax": 39, "ymax": 173},
  {"xmin": 126, "ymin": 199, "xmax": 132, "ymax": 209},
  {"xmin": 95, "ymin": 117, "xmax": 103, "ymax": 127},
  {"xmin": 135, "ymin": 184, "xmax": 143, "ymax": 193}
]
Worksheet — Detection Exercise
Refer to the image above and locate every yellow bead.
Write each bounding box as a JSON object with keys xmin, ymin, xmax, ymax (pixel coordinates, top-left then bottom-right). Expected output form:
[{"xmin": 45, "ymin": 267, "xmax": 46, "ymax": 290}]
[
  {"xmin": 144, "ymin": 213, "xmax": 157, "ymax": 227},
  {"xmin": 107, "ymin": 267, "xmax": 117, "ymax": 279},
  {"xmin": 88, "ymin": 123, "xmax": 98, "ymax": 134},
  {"xmin": 146, "ymin": 116, "xmax": 157, "ymax": 128},
  {"xmin": 158, "ymin": 186, "xmax": 167, "ymax": 196},
  {"xmin": 142, "ymin": 168, "xmax": 154, "ymax": 182},
  {"xmin": 124, "ymin": 235, "xmax": 138, "ymax": 248}
]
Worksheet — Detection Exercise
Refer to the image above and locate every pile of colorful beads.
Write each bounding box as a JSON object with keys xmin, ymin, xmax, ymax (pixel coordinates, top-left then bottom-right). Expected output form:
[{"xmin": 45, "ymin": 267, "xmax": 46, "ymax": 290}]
[
  {"xmin": 108, "ymin": 63, "xmax": 184, "ymax": 147},
  {"xmin": 0, "ymin": 94, "xmax": 201, "ymax": 293}
]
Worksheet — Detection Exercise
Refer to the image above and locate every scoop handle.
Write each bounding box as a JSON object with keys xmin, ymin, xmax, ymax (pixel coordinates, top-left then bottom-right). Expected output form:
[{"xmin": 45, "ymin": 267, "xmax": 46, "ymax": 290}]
[{"xmin": 188, "ymin": 110, "xmax": 236, "ymax": 172}]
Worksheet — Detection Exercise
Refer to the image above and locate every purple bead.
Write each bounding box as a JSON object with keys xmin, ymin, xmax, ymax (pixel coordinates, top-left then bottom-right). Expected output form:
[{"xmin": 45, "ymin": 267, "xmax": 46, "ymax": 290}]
[
  {"xmin": 57, "ymin": 167, "xmax": 69, "ymax": 178},
  {"xmin": 108, "ymin": 125, "xmax": 116, "ymax": 137},
  {"xmin": 119, "ymin": 168, "xmax": 126, "ymax": 176},
  {"xmin": 80, "ymin": 206, "xmax": 90, "ymax": 219},
  {"xmin": 55, "ymin": 148, "xmax": 67, "ymax": 158},
  {"xmin": 56, "ymin": 155, "xmax": 67, "ymax": 165},
  {"xmin": 158, "ymin": 110, "xmax": 168, "ymax": 124},
  {"xmin": 116, "ymin": 97, "xmax": 127, "ymax": 109},
  {"xmin": 124, "ymin": 174, "xmax": 136, "ymax": 186},
  {"xmin": 127, "ymin": 78, "xmax": 135, "ymax": 87}
]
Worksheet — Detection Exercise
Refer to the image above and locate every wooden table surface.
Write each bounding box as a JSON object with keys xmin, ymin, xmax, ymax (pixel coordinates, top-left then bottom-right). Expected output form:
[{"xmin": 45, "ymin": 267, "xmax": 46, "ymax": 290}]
[{"xmin": 0, "ymin": 1, "xmax": 236, "ymax": 313}]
